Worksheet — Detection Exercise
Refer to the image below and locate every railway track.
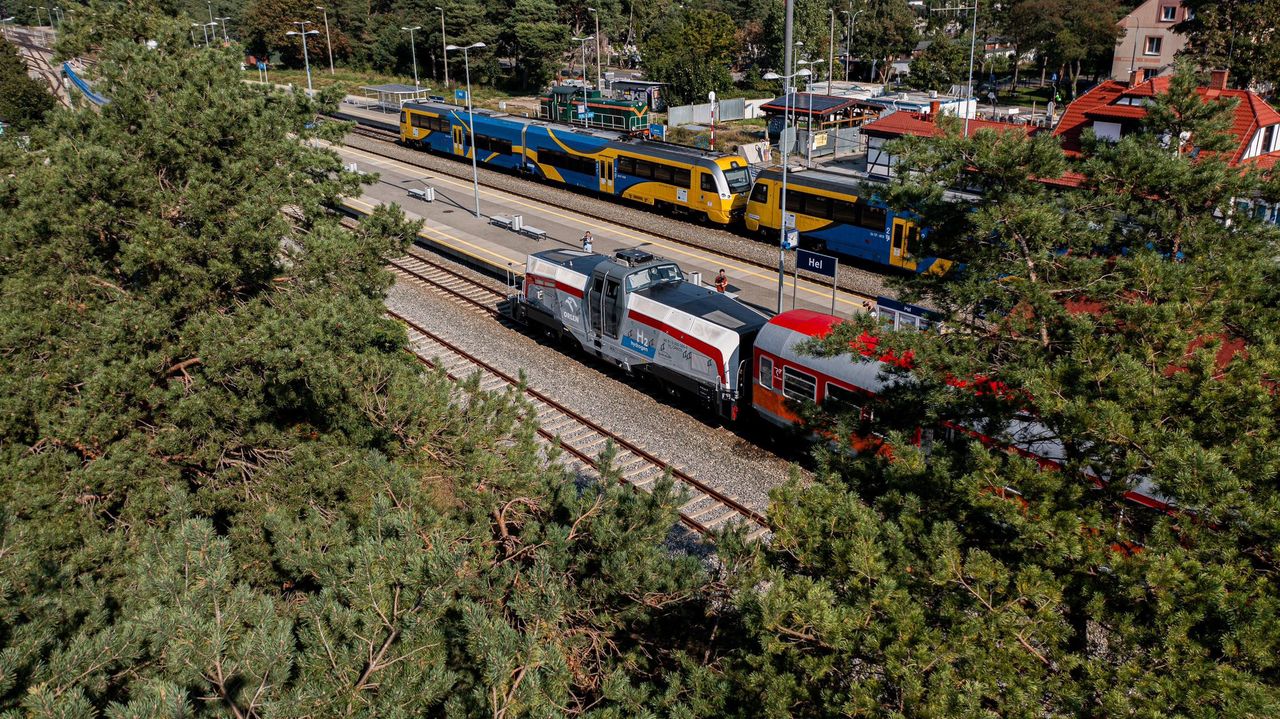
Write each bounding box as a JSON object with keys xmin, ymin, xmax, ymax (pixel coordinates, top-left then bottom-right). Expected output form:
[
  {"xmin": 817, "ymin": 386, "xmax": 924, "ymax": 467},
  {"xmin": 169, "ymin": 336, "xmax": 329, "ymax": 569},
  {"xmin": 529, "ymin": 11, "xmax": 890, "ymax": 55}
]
[
  {"xmin": 335, "ymin": 118, "xmax": 889, "ymax": 304},
  {"xmin": 385, "ymin": 248, "xmax": 772, "ymax": 542}
]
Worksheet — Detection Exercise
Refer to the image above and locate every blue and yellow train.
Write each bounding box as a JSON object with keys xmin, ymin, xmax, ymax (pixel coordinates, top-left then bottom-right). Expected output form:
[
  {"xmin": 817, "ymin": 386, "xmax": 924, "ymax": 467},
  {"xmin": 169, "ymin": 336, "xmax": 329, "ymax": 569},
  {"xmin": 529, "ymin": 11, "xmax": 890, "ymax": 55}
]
[
  {"xmin": 745, "ymin": 168, "xmax": 953, "ymax": 275},
  {"xmin": 400, "ymin": 101, "xmax": 753, "ymax": 224}
]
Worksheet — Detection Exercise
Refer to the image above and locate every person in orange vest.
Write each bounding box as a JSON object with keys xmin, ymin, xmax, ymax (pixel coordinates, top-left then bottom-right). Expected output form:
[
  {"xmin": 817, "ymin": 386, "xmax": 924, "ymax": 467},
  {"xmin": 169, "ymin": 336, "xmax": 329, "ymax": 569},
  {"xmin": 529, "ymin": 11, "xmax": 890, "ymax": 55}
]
[{"xmin": 714, "ymin": 269, "xmax": 728, "ymax": 293}]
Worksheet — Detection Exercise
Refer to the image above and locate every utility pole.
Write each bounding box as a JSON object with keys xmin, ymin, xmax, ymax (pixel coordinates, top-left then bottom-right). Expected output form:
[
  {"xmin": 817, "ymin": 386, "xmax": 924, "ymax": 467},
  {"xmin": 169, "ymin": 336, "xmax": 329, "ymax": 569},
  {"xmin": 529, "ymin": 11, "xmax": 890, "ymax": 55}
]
[
  {"xmin": 828, "ymin": 8, "xmax": 835, "ymax": 94},
  {"xmin": 316, "ymin": 5, "xmax": 334, "ymax": 74},
  {"xmin": 588, "ymin": 7, "xmax": 601, "ymax": 91},
  {"xmin": 931, "ymin": 0, "xmax": 980, "ymax": 137},
  {"xmin": 435, "ymin": 6, "xmax": 448, "ymax": 88}
]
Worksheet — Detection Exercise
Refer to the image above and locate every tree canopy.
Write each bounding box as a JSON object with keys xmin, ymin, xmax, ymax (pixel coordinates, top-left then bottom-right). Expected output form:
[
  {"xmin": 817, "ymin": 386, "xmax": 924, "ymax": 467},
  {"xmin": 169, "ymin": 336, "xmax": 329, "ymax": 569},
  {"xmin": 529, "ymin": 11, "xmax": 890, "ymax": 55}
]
[
  {"xmin": 720, "ymin": 66, "xmax": 1280, "ymax": 716},
  {"xmin": 0, "ymin": 7, "xmax": 731, "ymax": 715},
  {"xmin": 0, "ymin": 37, "xmax": 55, "ymax": 131}
]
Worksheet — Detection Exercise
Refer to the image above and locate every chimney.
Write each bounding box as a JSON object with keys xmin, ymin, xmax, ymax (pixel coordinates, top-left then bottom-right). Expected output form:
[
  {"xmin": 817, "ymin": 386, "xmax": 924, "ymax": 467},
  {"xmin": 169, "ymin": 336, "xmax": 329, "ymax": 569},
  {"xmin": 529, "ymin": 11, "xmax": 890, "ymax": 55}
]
[
  {"xmin": 929, "ymin": 100, "xmax": 941, "ymax": 117},
  {"xmin": 1128, "ymin": 69, "xmax": 1143, "ymax": 88},
  {"xmin": 1210, "ymin": 69, "xmax": 1229, "ymax": 90}
]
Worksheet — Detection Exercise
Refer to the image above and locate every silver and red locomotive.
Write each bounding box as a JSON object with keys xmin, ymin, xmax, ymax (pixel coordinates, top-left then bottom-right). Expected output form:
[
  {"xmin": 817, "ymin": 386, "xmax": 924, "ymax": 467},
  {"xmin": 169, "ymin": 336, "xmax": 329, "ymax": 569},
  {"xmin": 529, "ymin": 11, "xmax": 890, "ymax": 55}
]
[{"xmin": 514, "ymin": 248, "xmax": 768, "ymax": 420}]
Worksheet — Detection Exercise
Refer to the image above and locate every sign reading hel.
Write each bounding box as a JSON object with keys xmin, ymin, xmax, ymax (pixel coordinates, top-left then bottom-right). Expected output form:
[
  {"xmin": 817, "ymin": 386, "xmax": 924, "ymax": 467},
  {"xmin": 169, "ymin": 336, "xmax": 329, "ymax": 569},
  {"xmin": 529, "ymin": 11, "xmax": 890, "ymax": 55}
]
[{"xmin": 797, "ymin": 248, "xmax": 837, "ymax": 278}]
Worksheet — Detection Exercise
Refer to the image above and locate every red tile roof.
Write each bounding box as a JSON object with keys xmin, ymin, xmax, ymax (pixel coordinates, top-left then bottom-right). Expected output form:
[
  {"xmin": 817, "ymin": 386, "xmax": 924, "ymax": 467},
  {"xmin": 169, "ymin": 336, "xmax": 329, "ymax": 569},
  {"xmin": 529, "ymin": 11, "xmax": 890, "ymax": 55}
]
[
  {"xmin": 861, "ymin": 111, "xmax": 1035, "ymax": 139},
  {"xmin": 1244, "ymin": 150, "xmax": 1280, "ymax": 175},
  {"xmin": 1053, "ymin": 77, "xmax": 1280, "ymax": 164}
]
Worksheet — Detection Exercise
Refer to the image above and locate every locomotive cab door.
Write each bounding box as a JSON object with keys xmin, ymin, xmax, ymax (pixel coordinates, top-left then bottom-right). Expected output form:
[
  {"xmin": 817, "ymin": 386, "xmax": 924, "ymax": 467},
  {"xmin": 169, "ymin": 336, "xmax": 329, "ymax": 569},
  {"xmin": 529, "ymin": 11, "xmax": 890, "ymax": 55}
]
[
  {"xmin": 889, "ymin": 217, "xmax": 919, "ymax": 271},
  {"xmin": 586, "ymin": 275, "xmax": 623, "ymax": 345},
  {"xmin": 452, "ymin": 124, "xmax": 465, "ymax": 157}
]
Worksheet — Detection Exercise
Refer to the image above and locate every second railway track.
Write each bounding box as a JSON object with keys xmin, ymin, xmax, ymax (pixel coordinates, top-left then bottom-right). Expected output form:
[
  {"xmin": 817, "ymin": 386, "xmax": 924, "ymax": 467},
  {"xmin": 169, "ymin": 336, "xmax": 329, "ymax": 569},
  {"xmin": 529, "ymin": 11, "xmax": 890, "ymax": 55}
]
[
  {"xmin": 386, "ymin": 248, "xmax": 772, "ymax": 542},
  {"xmin": 334, "ymin": 117, "xmax": 893, "ymax": 303}
]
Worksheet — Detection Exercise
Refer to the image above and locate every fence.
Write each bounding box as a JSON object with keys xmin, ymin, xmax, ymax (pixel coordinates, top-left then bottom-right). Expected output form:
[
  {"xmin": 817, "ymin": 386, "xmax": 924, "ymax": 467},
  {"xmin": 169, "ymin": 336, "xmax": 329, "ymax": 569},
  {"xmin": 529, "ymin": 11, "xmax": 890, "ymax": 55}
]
[{"xmin": 667, "ymin": 97, "xmax": 747, "ymax": 127}]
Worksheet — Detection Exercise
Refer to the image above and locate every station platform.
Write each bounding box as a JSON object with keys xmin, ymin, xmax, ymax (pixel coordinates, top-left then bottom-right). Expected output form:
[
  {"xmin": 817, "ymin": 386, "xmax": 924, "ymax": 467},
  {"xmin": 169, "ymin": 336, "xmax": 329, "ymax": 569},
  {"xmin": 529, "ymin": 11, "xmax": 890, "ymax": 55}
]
[{"xmin": 330, "ymin": 141, "xmax": 874, "ymax": 319}]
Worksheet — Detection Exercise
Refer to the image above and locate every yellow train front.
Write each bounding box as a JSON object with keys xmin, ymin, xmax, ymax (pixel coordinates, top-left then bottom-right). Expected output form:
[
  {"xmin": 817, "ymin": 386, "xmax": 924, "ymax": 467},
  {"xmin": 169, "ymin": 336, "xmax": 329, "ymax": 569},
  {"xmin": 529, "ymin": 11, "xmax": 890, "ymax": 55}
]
[
  {"xmin": 399, "ymin": 101, "xmax": 751, "ymax": 224},
  {"xmin": 744, "ymin": 167, "xmax": 953, "ymax": 274}
]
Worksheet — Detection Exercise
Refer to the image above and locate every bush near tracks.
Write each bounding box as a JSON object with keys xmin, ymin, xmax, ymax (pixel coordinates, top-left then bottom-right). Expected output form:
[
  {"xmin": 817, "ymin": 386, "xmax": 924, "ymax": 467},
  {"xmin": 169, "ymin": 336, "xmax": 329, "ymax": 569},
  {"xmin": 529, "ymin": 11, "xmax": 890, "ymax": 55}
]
[
  {"xmin": 0, "ymin": 37, "xmax": 55, "ymax": 131},
  {"xmin": 0, "ymin": 7, "xmax": 732, "ymax": 717}
]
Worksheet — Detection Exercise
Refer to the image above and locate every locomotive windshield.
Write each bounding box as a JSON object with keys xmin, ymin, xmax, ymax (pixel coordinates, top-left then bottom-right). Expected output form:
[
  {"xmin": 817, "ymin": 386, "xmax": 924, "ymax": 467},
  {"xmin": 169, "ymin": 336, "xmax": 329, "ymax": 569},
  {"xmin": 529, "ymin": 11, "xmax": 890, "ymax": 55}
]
[
  {"xmin": 626, "ymin": 263, "xmax": 684, "ymax": 292},
  {"xmin": 723, "ymin": 166, "xmax": 752, "ymax": 194}
]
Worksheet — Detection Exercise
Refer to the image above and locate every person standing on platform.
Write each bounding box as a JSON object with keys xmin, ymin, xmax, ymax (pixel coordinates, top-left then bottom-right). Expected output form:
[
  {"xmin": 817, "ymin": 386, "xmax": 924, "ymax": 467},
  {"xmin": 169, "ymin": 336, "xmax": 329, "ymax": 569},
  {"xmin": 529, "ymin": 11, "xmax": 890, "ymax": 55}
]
[
  {"xmin": 581, "ymin": 230, "xmax": 593, "ymax": 253},
  {"xmin": 714, "ymin": 269, "xmax": 728, "ymax": 293}
]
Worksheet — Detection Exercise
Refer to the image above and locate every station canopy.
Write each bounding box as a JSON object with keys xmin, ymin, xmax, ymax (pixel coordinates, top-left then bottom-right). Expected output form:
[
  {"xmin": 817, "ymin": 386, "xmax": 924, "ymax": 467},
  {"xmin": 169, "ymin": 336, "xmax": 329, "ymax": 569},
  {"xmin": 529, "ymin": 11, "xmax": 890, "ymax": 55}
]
[{"xmin": 359, "ymin": 83, "xmax": 433, "ymax": 111}]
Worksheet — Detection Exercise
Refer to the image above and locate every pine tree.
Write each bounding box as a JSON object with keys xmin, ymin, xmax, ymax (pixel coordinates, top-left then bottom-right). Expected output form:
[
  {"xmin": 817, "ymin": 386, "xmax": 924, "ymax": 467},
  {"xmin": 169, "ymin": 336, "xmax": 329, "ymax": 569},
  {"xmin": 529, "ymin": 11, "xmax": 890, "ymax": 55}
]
[
  {"xmin": 0, "ymin": 7, "xmax": 731, "ymax": 715},
  {"xmin": 724, "ymin": 66, "xmax": 1280, "ymax": 716},
  {"xmin": 0, "ymin": 38, "xmax": 55, "ymax": 131}
]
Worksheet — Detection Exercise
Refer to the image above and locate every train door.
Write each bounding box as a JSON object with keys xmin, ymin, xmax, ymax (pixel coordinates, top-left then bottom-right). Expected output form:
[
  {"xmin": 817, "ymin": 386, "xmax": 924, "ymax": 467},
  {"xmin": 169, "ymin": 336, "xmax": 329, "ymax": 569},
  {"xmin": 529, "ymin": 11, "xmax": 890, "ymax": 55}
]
[
  {"xmin": 599, "ymin": 157, "xmax": 614, "ymax": 195},
  {"xmin": 602, "ymin": 278, "xmax": 622, "ymax": 338},
  {"xmin": 889, "ymin": 217, "xmax": 919, "ymax": 271},
  {"xmin": 588, "ymin": 276, "xmax": 604, "ymax": 342},
  {"xmin": 452, "ymin": 124, "xmax": 465, "ymax": 157}
]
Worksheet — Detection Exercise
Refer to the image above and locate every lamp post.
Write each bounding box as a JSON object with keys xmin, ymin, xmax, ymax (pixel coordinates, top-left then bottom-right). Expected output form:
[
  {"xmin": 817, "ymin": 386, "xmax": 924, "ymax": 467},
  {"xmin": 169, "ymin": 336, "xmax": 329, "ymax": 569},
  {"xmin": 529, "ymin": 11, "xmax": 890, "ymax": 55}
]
[
  {"xmin": 286, "ymin": 22, "xmax": 320, "ymax": 93},
  {"xmin": 447, "ymin": 41, "xmax": 486, "ymax": 218},
  {"xmin": 195, "ymin": 20, "xmax": 208, "ymax": 46},
  {"xmin": 316, "ymin": 6, "xmax": 334, "ymax": 74},
  {"xmin": 762, "ymin": 66, "xmax": 812, "ymax": 314},
  {"xmin": 205, "ymin": 20, "xmax": 218, "ymax": 45},
  {"xmin": 572, "ymin": 35, "xmax": 594, "ymax": 109},
  {"xmin": 587, "ymin": 6, "xmax": 601, "ymax": 91},
  {"xmin": 827, "ymin": 9, "xmax": 835, "ymax": 94},
  {"xmin": 401, "ymin": 26, "xmax": 421, "ymax": 88},
  {"xmin": 841, "ymin": 9, "xmax": 863, "ymax": 83},
  {"xmin": 435, "ymin": 6, "xmax": 448, "ymax": 88},
  {"xmin": 207, "ymin": 0, "xmax": 213, "ymax": 23},
  {"xmin": 799, "ymin": 58, "xmax": 816, "ymax": 167},
  {"xmin": 216, "ymin": 16, "xmax": 230, "ymax": 41},
  {"xmin": 190, "ymin": 23, "xmax": 198, "ymax": 47}
]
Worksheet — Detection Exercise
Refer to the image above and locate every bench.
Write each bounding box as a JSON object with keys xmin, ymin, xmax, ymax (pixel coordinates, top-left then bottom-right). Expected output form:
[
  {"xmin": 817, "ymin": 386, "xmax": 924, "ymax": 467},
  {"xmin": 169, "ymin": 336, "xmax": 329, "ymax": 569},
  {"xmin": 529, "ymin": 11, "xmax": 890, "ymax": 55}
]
[
  {"xmin": 489, "ymin": 215, "xmax": 513, "ymax": 230},
  {"xmin": 519, "ymin": 226, "xmax": 547, "ymax": 241}
]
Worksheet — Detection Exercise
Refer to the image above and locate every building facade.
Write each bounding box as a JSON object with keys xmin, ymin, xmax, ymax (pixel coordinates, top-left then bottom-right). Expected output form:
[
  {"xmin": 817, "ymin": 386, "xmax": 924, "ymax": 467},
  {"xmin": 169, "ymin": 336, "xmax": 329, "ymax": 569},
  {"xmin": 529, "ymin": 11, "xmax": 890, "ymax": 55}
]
[{"xmin": 1111, "ymin": 0, "xmax": 1190, "ymax": 81}]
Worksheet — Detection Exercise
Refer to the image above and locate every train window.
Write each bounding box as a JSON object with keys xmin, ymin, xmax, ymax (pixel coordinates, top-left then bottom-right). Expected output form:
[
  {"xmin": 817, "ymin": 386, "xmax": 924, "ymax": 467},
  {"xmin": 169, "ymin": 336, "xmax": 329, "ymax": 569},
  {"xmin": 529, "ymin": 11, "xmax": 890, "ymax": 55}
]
[
  {"xmin": 400, "ymin": 111, "xmax": 408, "ymax": 125},
  {"xmin": 618, "ymin": 156, "xmax": 635, "ymax": 175},
  {"xmin": 674, "ymin": 167, "xmax": 692, "ymax": 188},
  {"xmin": 860, "ymin": 204, "xmax": 888, "ymax": 231},
  {"xmin": 784, "ymin": 190, "xmax": 806, "ymax": 214},
  {"xmin": 782, "ymin": 366, "xmax": 817, "ymax": 403},
  {"xmin": 833, "ymin": 199, "xmax": 859, "ymax": 224},
  {"xmin": 824, "ymin": 383, "xmax": 862, "ymax": 416},
  {"xmin": 475, "ymin": 134, "xmax": 513, "ymax": 156},
  {"xmin": 653, "ymin": 164, "xmax": 674, "ymax": 184},
  {"xmin": 806, "ymin": 195, "xmax": 834, "ymax": 220},
  {"xmin": 542, "ymin": 149, "xmax": 597, "ymax": 176},
  {"xmin": 633, "ymin": 159, "xmax": 654, "ymax": 179},
  {"xmin": 759, "ymin": 356, "xmax": 774, "ymax": 387},
  {"xmin": 723, "ymin": 166, "xmax": 752, "ymax": 194},
  {"xmin": 701, "ymin": 173, "xmax": 717, "ymax": 193},
  {"xmin": 750, "ymin": 183, "xmax": 769, "ymax": 204}
]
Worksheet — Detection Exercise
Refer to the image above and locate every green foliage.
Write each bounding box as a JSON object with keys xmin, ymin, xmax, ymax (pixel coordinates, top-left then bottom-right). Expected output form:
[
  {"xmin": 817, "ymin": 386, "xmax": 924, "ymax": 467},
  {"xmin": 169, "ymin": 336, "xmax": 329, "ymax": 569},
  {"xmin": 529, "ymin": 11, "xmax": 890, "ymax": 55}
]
[
  {"xmin": 1178, "ymin": 0, "xmax": 1280, "ymax": 89},
  {"xmin": 0, "ymin": 6, "xmax": 728, "ymax": 715},
  {"xmin": 726, "ymin": 65, "xmax": 1280, "ymax": 715},
  {"xmin": 1006, "ymin": 0, "xmax": 1124, "ymax": 95},
  {"xmin": 909, "ymin": 31, "xmax": 968, "ymax": 93},
  {"xmin": 0, "ymin": 38, "xmax": 55, "ymax": 131},
  {"xmin": 498, "ymin": 0, "xmax": 570, "ymax": 90},
  {"xmin": 639, "ymin": 8, "xmax": 735, "ymax": 106}
]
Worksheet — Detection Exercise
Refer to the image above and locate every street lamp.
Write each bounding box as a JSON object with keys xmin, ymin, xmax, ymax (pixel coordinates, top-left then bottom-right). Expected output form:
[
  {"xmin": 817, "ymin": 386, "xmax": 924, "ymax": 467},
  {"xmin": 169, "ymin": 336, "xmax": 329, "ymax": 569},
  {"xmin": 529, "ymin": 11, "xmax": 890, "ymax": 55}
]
[
  {"xmin": 587, "ymin": 7, "xmax": 601, "ymax": 91},
  {"xmin": 216, "ymin": 16, "xmax": 230, "ymax": 42},
  {"xmin": 435, "ymin": 6, "xmax": 448, "ymax": 88},
  {"xmin": 193, "ymin": 21, "xmax": 208, "ymax": 46},
  {"xmin": 190, "ymin": 23, "xmax": 199, "ymax": 47},
  {"xmin": 799, "ymin": 59, "xmax": 817, "ymax": 167},
  {"xmin": 572, "ymin": 35, "xmax": 594, "ymax": 108},
  {"xmin": 316, "ymin": 5, "xmax": 334, "ymax": 74},
  {"xmin": 205, "ymin": 21, "xmax": 218, "ymax": 47},
  {"xmin": 931, "ymin": 1, "xmax": 980, "ymax": 137},
  {"xmin": 446, "ymin": 41, "xmax": 486, "ymax": 219},
  {"xmin": 844, "ymin": 7, "xmax": 865, "ymax": 83},
  {"xmin": 401, "ymin": 25, "xmax": 421, "ymax": 88},
  {"xmin": 762, "ymin": 66, "xmax": 812, "ymax": 314},
  {"xmin": 285, "ymin": 22, "xmax": 320, "ymax": 93},
  {"xmin": 827, "ymin": 9, "xmax": 835, "ymax": 94},
  {"xmin": 207, "ymin": 0, "xmax": 213, "ymax": 23}
]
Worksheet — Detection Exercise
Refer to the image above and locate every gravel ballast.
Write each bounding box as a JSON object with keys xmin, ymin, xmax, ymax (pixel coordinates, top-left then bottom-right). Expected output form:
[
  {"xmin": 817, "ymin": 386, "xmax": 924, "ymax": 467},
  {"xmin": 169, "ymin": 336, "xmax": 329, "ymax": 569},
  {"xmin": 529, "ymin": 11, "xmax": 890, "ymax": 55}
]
[{"xmin": 384, "ymin": 263, "xmax": 804, "ymax": 516}]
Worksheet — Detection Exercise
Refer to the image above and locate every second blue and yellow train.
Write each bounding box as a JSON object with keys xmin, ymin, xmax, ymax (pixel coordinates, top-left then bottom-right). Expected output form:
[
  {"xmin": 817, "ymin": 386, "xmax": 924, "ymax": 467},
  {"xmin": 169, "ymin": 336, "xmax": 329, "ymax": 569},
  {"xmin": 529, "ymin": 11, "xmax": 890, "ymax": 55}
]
[{"xmin": 398, "ymin": 101, "xmax": 951, "ymax": 273}]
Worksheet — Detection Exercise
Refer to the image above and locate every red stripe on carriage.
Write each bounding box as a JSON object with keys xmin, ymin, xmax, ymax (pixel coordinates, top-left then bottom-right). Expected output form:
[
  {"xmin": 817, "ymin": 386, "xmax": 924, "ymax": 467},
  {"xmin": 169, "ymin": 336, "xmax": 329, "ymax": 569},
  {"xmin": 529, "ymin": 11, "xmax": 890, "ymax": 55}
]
[
  {"xmin": 526, "ymin": 273, "xmax": 584, "ymax": 298},
  {"xmin": 628, "ymin": 311, "xmax": 728, "ymax": 382}
]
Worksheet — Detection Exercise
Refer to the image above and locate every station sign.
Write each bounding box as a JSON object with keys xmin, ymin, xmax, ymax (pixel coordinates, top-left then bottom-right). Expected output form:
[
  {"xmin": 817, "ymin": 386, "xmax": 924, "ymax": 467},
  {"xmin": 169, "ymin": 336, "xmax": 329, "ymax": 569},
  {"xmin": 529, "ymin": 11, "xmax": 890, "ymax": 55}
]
[
  {"xmin": 649, "ymin": 123, "xmax": 666, "ymax": 139},
  {"xmin": 797, "ymin": 248, "xmax": 837, "ymax": 278},
  {"xmin": 454, "ymin": 89, "xmax": 468, "ymax": 103}
]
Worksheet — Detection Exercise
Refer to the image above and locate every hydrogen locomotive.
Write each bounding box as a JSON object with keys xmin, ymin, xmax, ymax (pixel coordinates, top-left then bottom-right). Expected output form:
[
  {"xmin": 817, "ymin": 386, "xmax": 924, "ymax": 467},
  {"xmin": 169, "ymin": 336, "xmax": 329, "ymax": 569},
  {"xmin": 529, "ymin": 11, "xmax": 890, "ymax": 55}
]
[
  {"xmin": 512, "ymin": 248, "xmax": 1168, "ymax": 512},
  {"xmin": 396, "ymin": 102, "xmax": 945, "ymax": 273}
]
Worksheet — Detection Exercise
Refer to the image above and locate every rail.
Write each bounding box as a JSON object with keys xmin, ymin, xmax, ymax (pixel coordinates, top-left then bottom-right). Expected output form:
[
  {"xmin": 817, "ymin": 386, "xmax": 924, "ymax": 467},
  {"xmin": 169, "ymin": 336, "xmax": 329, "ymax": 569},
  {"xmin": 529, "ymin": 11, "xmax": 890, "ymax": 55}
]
[{"xmin": 383, "ymin": 250, "xmax": 772, "ymax": 541}]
